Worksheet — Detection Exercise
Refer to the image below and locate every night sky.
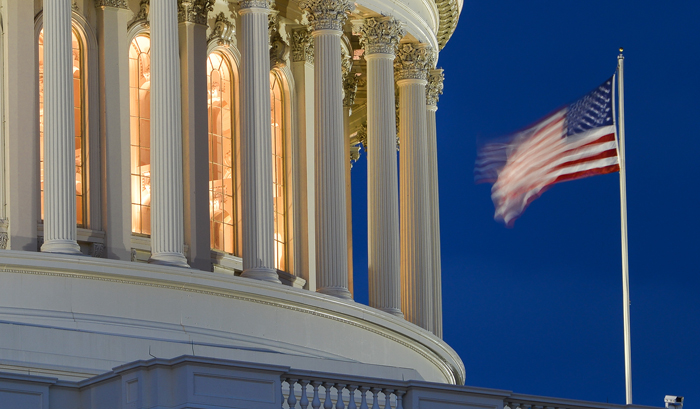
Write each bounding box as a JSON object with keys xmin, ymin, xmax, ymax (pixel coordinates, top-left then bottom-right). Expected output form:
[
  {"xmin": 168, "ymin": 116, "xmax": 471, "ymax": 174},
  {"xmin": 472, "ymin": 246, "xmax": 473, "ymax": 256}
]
[{"xmin": 349, "ymin": 1, "xmax": 699, "ymax": 406}]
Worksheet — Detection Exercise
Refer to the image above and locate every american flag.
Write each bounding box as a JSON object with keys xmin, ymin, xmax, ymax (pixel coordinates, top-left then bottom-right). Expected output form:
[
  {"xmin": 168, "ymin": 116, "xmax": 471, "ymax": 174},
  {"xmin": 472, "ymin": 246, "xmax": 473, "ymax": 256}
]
[{"xmin": 475, "ymin": 77, "xmax": 620, "ymax": 226}]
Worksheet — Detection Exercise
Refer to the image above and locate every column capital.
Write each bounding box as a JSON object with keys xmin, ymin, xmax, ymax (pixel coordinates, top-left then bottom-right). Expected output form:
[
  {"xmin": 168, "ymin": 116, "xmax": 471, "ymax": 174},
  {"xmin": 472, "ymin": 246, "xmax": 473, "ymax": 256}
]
[
  {"xmin": 394, "ymin": 42, "xmax": 435, "ymax": 81},
  {"xmin": 359, "ymin": 16, "xmax": 405, "ymax": 56},
  {"xmin": 238, "ymin": 0, "xmax": 272, "ymax": 11},
  {"xmin": 426, "ymin": 68, "xmax": 444, "ymax": 107},
  {"xmin": 343, "ymin": 74, "xmax": 357, "ymax": 107},
  {"xmin": 291, "ymin": 28, "xmax": 314, "ymax": 63},
  {"xmin": 94, "ymin": 0, "xmax": 129, "ymax": 9},
  {"xmin": 178, "ymin": 0, "xmax": 214, "ymax": 25},
  {"xmin": 300, "ymin": 0, "xmax": 352, "ymax": 32}
]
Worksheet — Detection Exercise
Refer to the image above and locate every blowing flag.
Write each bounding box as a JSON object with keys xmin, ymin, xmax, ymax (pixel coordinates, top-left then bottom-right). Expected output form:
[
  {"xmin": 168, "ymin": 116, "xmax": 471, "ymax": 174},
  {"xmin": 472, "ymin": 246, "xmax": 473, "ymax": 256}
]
[{"xmin": 474, "ymin": 77, "xmax": 620, "ymax": 226}]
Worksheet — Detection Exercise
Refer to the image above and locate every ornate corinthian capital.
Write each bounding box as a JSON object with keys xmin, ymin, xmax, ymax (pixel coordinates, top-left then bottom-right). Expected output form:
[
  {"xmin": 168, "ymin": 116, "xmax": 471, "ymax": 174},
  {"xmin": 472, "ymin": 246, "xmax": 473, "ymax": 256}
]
[
  {"xmin": 359, "ymin": 17, "xmax": 405, "ymax": 56},
  {"xmin": 95, "ymin": 0, "xmax": 128, "ymax": 9},
  {"xmin": 394, "ymin": 42, "xmax": 435, "ymax": 81},
  {"xmin": 291, "ymin": 28, "xmax": 314, "ymax": 63},
  {"xmin": 426, "ymin": 68, "xmax": 444, "ymax": 106},
  {"xmin": 178, "ymin": 0, "xmax": 214, "ymax": 25},
  {"xmin": 299, "ymin": 0, "xmax": 353, "ymax": 32},
  {"xmin": 239, "ymin": 0, "xmax": 271, "ymax": 10}
]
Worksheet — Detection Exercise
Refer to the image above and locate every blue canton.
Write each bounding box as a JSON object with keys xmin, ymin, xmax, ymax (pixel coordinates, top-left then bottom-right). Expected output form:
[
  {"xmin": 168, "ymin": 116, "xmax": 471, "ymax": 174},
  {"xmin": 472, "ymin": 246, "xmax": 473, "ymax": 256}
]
[{"xmin": 566, "ymin": 77, "xmax": 614, "ymax": 136}]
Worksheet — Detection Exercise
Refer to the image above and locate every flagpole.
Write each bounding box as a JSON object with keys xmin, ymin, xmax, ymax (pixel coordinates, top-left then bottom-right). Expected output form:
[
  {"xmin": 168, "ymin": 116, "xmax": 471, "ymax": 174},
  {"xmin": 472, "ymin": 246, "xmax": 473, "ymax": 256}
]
[{"xmin": 617, "ymin": 47, "xmax": 632, "ymax": 405}]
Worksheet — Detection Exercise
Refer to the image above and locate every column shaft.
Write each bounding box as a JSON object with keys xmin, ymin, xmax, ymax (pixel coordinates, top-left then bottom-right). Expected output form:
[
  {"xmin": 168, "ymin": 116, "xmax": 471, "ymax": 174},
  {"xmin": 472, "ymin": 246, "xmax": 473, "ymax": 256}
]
[
  {"xmin": 398, "ymin": 79, "xmax": 433, "ymax": 330},
  {"xmin": 427, "ymin": 106, "xmax": 442, "ymax": 337},
  {"xmin": 238, "ymin": 4, "xmax": 279, "ymax": 282},
  {"xmin": 148, "ymin": 0, "xmax": 188, "ymax": 267},
  {"xmin": 41, "ymin": 0, "xmax": 81, "ymax": 254},
  {"xmin": 366, "ymin": 53, "xmax": 402, "ymax": 316},
  {"xmin": 313, "ymin": 29, "xmax": 351, "ymax": 299}
]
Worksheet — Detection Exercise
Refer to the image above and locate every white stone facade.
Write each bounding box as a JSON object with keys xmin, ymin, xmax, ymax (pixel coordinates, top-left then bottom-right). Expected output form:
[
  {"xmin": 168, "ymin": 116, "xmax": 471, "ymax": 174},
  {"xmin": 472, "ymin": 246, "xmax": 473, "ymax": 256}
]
[{"xmin": 0, "ymin": 0, "xmax": 473, "ymax": 402}]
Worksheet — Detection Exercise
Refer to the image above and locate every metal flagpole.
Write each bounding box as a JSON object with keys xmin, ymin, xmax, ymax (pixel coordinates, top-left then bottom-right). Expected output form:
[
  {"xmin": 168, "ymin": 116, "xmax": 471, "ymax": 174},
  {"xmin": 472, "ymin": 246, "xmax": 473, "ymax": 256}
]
[{"xmin": 617, "ymin": 47, "xmax": 633, "ymax": 405}]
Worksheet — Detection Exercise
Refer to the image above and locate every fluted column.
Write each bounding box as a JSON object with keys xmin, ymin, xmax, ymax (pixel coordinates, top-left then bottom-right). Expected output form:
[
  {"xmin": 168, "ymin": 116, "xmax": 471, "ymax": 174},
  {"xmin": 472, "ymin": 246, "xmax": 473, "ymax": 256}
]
[
  {"xmin": 300, "ymin": 0, "xmax": 353, "ymax": 299},
  {"xmin": 238, "ymin": 0, "xmax": 280, "ymax": 283},
  {"xmin": 148, "ymin": 0, "xmax": 188, "ymax": 267},
  {"xmin": 359, "ymin": 17, "xmax": 405, "ymax": 317},
  {"xmin": 342, "ymin": 53, "xmax": 356, "ymax": 296},
  {"xmin": 396, "ymin": 43, "xmax": 435, "ymax": 330},
  {"xmin": 41, "ymin": 0, "xmax": 81, "ymax": 254},
  {"xmin": 426, "ymin": 68, "xmax": 444, "ymax": 337}
]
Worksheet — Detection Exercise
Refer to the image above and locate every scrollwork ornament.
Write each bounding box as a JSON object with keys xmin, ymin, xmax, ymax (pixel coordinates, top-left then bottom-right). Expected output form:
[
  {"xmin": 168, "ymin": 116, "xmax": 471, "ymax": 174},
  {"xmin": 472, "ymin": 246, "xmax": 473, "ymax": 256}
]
[
  {"xmin": 426, "ymin": 68, "xmax": 444, "ymax": 106},
  {"xmin": 178, "ymin": 0, "xmax": 214, "ymax": 25},
  {"xmin": 299, "ymin": 0, "xmax": 352, "ymax": 32},
  {"xmin": 359, "ymin": 17, "xmax": 405, "ymax": 56},
  {"xmin": 0, "ymin": 232, "xmax": 8, "ymax": 250},
  {"xmin": 394, "ymin": 42, "xmax": 435, "ymax": 81},
  {"xmin": 128, "ymin": 0, "xmax": 150, "ymax": 29},
  {"xmin": 343, "ymin": 74, "xmax": 357, "ymax": 107},
  {"xmin": 95, "ymin": 0, "xmax": 129, "ymax": 8},
  {"xmin": 356, "ymin": 121, "xmax": 368, "ymax": 152},
  {"xmin": 208, "ymin": 12, "xmax": 236, "ymax": 45},
  {"xmin": 291, "ymin": 28, "xmax": 314, "ymax": 63}
]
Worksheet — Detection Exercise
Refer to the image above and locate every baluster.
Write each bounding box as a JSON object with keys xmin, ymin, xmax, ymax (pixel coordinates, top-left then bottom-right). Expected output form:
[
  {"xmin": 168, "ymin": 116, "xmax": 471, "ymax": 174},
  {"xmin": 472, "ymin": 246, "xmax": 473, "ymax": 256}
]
[
  {"xmin": 287, "ymin": 379, "xmax": 298, "ymax": 409},
  {"xmin": 395, "ymin": 390, "xmax": 405, "ymax": 409},
  {"xmin": 323, "ymin": 382, "xmax": 334, "ymax": 409},
  {"xmin": 335, "ymin": 384, "xmax": 346, "ymax": 409},
  {"xmin": 347, "ymin": 385, "xmax": 358, "ymax": 409},
  {"xmin": 381, "ymin": 389, "xmax": 391, "ymax": 409},
  {"xmin": 312, "ymin": 381, "xmax": 322, "ymax": 409},
  {"xmin": 281, "ymin": 379, "xmax": 287, "ymax": 409},
  {"xmin": 504, "ymin": 402, "xmax": 511, "ymax": 409},
  {"xmin": 371, "ymin": 388, "xmax": 381, "ymax": 409},
  {"xmin": 359, "ymin": 386, "xmax": 370, "ymax": 409},
  {"xmin": 300, "ymin": 380, "xmax": 311, "ymax": 409}
]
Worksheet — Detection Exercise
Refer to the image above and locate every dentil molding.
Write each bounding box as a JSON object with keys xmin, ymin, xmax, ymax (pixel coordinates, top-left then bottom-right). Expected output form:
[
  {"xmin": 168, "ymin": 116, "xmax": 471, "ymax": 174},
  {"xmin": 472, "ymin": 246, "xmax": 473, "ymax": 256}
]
[
  {"xmin": 178, "ymin": 0, "xmax": 214, "ymax": 25},
  {"xmin": 359, "ymin": 17, "xmax": 405, "ymax": 56},
  {"xmin": 426, "ymin": 68, "xmax": 444, "ymax": 107},
  {"xmin": 299, "ymin": 0, "xmax": 353, "ymax": 32},
  {"xmin": 394, "ymin": 42, "xmax": 435, "ymax": 81}
]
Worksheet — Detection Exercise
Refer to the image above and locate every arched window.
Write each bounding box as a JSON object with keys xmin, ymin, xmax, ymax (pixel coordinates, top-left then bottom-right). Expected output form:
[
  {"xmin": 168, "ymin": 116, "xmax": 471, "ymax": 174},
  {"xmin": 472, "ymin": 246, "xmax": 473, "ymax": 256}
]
[
  {"xmin": 38, "ymin": 26, "xmax": 87, "ymax": 227},
  {"xmin": 270, "ymin": 72, "xmax": 287, "ymax": 271},
  {"xmin": 129, "ymin": 34, "xmax": 151, "ymax": 236},
  {"xmin": 207, "ymin": 51, "xmax": 237, "ymax": 255}
]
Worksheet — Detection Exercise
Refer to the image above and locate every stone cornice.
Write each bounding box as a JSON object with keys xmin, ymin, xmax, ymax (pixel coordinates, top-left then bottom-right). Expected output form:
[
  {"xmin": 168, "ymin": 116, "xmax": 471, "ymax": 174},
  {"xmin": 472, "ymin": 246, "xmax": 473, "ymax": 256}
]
[
  {"xmin": 208, "ymin": 12, "xmax": 236, "ymax": 46},
  {"xmin": 394, "ymin": 43, "xmax": 435, "ymax": 81},
  {"xmin": 436, "ymin": 0, "xmax": 460, "ymax": 49},
  {"xmin": 359, "ymin": 16, "xmax": 405, "ymax": 56},
  {"xmin": 94, "ymin": 0, "xmax": 128, "ymax": 9},
  {"xmin": 290, "ymin": 28, "xmax": 314, "ymax": 63},
  {"xmin": 299, "ymin": 0, "xmax": 352, "ymax": 32},
  {"xmin": 426, "ymin": 68, "xmax": 444, "ymax": 106},
  {"xmin": 178, "ymin": 0, "xmax": 214, "ymax": 25}
]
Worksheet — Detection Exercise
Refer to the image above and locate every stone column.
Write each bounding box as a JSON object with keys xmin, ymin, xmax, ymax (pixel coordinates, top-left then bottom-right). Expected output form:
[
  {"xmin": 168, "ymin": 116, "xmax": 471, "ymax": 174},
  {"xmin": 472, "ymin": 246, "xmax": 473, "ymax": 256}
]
[
  {"xmin": 359, "ymin": 17, "xmax": 405, "ymax": 317},
  {"xmin": 342, "ymin": 54, "xmax": 356, "ymax": 296},
  {"xmin": 5, "ymin": 0, "xmax": 39, "ymax": 251},
  {"xmin": 148, "ymin": 0, "xmax": 189, "ymax": 267},
  {"xmin": 238, "ymin": 0, "xmax": 279, "ymax": 283},
  {"xmin": 178, "ymin": 0, "xmax": 213, "ymax": 271},
  {"xmin": 96, "ymin": 0, "xmax": 132, "ymax": 260},
  {"xmin": 300, "ymin": 0, "xmax": 353, "ymax": 299},
  {"xmin": 41, "ymin": 0, "xmax": 81, "ymax": 254},
  {"xmin": 290, "ymin": 28, "xmax": 317, "ymax": 290},
  {"xmin": 395, "ymin": 42, "xmax": 435, "ymax": 331},
  {"xmin": 426, "ymin": 68, "xmax": 444, "ymax": 338}
]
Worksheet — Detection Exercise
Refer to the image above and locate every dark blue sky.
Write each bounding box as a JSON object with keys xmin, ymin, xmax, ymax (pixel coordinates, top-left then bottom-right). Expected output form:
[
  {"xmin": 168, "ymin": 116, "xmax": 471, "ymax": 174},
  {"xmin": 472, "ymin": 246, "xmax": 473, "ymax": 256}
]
[{"xmin": 350, "ymin": 1, "xmax": 699, "ymax": 406}]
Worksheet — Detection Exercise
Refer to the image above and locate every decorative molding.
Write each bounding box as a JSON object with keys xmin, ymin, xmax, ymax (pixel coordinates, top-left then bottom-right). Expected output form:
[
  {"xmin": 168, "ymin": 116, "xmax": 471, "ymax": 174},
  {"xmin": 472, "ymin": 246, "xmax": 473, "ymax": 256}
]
[
  {"xmin": 394, "ymin": 43, "xmax": 435, "ymax": 81},
  {"xmin": 238, "ymin": 0, "xmax": 270, "ymax": 10},
  {"xmin": 94, "ymin": 0, "xmax": 128, "ymax": 9},
  {"xmin": 290, "ymin": 28, "xmax": 314, "ymax": 63},
  {"xmin": 342, "ymin": 74, "xmax": 357, "ymax": 107},
  {"xmin": 178, "ymin": 0, "xmax": 214, "ymax": 25},
  {"xmin": 356, "ymin": 121, "xmax": 367, "ymax": 152},
  {"xmin": 436, "ymin": 0, "xmax": 460, "ymax": 49},
  {"xmin": 269, "ymin": 9, "xmax": 289, "ymax": 68},
  {"xmin": 299, "ymin": 0, "xmax": 352, "ymax": 32},
  {"xmin": 0, "ymin": 232, "xmax": 7, "ymax": 250},
  {"xmin": 359, "ymin": 17, "xmax": 404, "ymax": 56},
  {"xmin": 91, "ymin": 243, "xmax": 105, "ymax": 258},
  {"xmin": 208, "ymin": 12, "xmax": 236, "ymax": 46},
  {"xmin": 72, "ymin": 0, "xmax": 79, "ymax": 12},
  {"xmin": 128, "ymin": 0, "xmax": 150, "ymax": 29},
  {"xmin": 426, "ymin": 68, "xmax": 444, "ymax": 107}
]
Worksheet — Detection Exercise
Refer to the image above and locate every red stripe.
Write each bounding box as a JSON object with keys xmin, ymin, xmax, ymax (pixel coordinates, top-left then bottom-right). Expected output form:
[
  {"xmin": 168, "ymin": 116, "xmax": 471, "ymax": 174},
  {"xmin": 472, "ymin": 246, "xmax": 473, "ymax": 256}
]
[
  {"xmin": 552, "ymin": 147, "xmax": 618, "ymax": 171},
  {"xmin": 553, "ymin": 164, "xmax": 620, "ymax": 184}
]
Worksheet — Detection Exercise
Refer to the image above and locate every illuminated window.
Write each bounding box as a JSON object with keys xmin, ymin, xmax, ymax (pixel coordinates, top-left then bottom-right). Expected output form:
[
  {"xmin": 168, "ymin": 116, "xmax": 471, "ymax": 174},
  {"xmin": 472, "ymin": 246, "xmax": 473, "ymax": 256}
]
[
  {"xmin": 129, "ymin": 34, "xmax": 151, "ymax": 235},
  {"xmin": 270, "ymin": 72, "xmax": 287, "ymax": 271},
  {"xmin": 207, "ymin": 52, "xmax": 237, "ymax": 254},
  {"xmin": 38, "ymin": 27, "xmax": 87, "ymax": 227}
]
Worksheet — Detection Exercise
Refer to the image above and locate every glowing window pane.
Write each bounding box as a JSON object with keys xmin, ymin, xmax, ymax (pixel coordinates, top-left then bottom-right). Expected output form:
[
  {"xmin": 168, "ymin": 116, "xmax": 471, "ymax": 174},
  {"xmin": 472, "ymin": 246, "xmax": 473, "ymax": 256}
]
[
  {"xmin": 208, "ymin": 52, "xmax": 238, "ymax": 255},
  {"xmin": 129, "ymin": 34, "xmax": 151, "ymax": 235},
  {"xmin": 270, "ymin": 72, "xmax": 287, "ymax": 271},
  {"xmin": 38, "ymin": 27, "xmax": 87, "ymax": 227}
]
